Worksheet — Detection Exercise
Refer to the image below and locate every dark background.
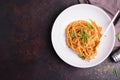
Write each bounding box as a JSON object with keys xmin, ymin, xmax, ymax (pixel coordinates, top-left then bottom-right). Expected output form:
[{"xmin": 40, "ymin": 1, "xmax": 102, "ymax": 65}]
[{"xmin": 0, "ymin": 0, "xmax": 120, "ymax": 80}]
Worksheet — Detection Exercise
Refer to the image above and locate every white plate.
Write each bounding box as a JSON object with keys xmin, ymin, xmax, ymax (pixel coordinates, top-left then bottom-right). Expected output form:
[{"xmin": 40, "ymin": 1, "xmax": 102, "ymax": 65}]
[{"xmin": 51, "ymin": 4, "xmax": 115, "ymax": 68}]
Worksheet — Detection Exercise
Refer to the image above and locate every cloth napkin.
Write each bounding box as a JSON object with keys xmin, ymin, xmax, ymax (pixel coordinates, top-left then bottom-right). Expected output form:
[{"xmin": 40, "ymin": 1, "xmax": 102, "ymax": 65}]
[{"xmin": 79, "ymin": 0, "xmax": 120, "ymax": 47}]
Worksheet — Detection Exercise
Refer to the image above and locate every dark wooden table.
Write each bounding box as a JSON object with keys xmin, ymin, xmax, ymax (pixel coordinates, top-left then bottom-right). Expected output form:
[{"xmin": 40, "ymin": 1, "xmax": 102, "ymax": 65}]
[{"xmin": 0, "ymin": 0, "xmax": 120, "ymax": 80}]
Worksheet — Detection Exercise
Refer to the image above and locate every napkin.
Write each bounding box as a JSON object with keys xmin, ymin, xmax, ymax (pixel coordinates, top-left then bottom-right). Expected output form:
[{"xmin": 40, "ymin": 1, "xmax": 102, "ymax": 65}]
[{"xmin": 79, "ymin": 0, "xmax": 120, "ymax": 47}]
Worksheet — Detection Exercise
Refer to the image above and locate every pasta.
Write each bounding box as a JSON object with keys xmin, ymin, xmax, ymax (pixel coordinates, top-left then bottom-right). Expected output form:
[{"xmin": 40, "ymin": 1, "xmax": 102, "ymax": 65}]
[{"xmin": 65, "ymin": 20, "xmax": 102, "ymax": 61}]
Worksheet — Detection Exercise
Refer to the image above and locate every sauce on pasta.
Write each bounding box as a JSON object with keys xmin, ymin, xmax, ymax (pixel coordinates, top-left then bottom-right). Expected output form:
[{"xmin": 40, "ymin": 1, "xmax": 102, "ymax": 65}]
[{"xmin": 65, "ymin": 20, "xmax": 102, "ymax": 61}]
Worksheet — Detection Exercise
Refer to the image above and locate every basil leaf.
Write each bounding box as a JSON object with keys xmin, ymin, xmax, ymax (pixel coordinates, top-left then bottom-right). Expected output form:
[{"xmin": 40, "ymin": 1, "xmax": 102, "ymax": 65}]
[
  {"xmin": 78, "ymin": 33, "xmax": 82, "ymax": 37},
  {"xmin": 82, "ymin": 38, "xmax": 85, "ymax": 44},
  {"xmin": 118, "ymin": 33, "xmax": 120, "ymax": 41},
  {"xmin": 70, "ymin": 32, "xmax": 75, "ymax": 40},
  {"xmin": 78, "ymin": 55, "xmax": 83, "ymax": 58},
  {"xmin": 79, "ymin": 28, "xmax": 90, "ymax": 44},
  {"xmin": 87, "ymin": 23, "xmax": 93, "ymax": 29},
  {"xmin": 85, "ymin": 34, "xmax": 90, "ymax": 38},
  {"xmin": 81, "ymin": 28, "xmax": 84, "ymax": 35},
  {"xmin": 113, "ymin": 68, "xmax": 118, "ymax": 77}
]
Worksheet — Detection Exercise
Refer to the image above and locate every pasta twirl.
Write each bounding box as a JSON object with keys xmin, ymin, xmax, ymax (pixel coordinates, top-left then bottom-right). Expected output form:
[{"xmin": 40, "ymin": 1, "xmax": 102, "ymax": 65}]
[{"xmin": 65, "ymin": 20, "xmax": 102, "ymax": 61}]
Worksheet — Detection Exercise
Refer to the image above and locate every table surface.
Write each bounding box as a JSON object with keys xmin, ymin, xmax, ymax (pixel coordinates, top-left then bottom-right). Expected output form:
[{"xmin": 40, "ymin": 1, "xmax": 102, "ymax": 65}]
[{"xmin": 0, "ymin": 0, "xmax": 120, "ymax": 80}]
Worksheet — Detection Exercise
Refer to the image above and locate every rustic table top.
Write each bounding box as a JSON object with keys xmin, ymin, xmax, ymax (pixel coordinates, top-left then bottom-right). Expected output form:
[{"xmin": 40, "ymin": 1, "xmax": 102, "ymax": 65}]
[{"xmin": 0, "ymin": 0, "xmax": 120, "ymax": 80}]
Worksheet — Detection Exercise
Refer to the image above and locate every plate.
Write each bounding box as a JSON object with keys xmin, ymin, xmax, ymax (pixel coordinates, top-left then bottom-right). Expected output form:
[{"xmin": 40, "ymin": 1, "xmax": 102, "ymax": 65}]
[{"xmin": 51, "ymin": 4, "xmax": 115, "ymax": 68}]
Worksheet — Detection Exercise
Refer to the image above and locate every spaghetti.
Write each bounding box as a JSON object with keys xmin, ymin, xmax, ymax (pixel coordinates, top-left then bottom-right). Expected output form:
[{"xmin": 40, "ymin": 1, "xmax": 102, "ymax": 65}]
[{"xmin": 65, "ymin": 20, "xmax": 102, "ymax": 61}]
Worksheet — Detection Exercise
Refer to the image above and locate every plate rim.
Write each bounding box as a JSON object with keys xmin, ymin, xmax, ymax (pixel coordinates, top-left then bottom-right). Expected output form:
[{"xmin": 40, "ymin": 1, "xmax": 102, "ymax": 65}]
[{"xmin": 51, "ymin": 4, "xmax": 115, "ymax": 68}]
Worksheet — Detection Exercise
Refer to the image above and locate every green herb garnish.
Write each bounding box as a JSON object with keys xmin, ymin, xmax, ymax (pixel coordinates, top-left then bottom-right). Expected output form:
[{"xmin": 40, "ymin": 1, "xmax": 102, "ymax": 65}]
[
  {"xmin": 81, "ymin": 28, "xmax": 84, "ymax": 35},
  {"xmin": 85, "ymin": 34, "xmax": 90, "ymax": 38},
  {"xmin": 87, "ymin": 23, "xmax": 93, "ymax": 29},
  {"xmin": 78, "ymin": 55, "xmax": 83, "ymax": 58},
  {"xmin": 82, "ymin": 38, "xmax": 85, "ymax": 44},
  {"xmin": 113, "ymin": 68, "xmax": 118, "ymax": 77},
  {"xmin": 118, "ymin": 33, "xmax": 120, "ymax": 41},
  {"xmin": 70, "ymin": 32, "xmax": 75, "ymax": 40},
  {"xmin": 78, "ymin": 33, "xmax": 82, "ymax": 38},
  {"xmin": 78, "ymin": 28, "xmax": 90, "ymax": 44}
]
